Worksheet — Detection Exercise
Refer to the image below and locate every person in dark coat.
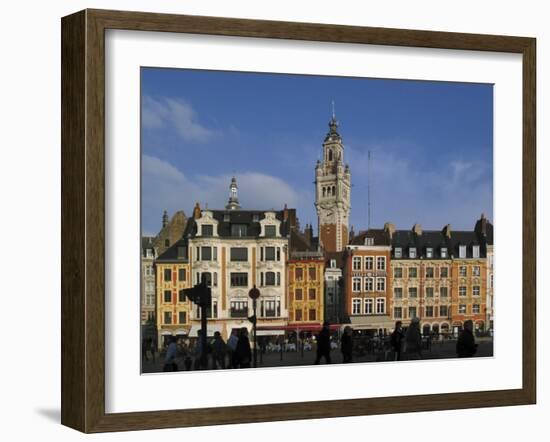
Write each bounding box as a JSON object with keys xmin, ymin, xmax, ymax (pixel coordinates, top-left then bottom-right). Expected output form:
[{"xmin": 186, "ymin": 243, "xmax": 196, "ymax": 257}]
[
  {"xmin": 211, "ymin": 331, "xmax": 227, "ymax": 369},
  {"xmin": 404, "ymin": 317, "xmax": 422, "ymax": 360},
  {"xmin": 456, "ymin": 320, "xmax": 478, "ymax": 357},
  {"xmin": 390, "ymin": 321, "xmax": 405, "ymax": 361},
  {"xmin": 314, "ymin": 321, "xmax": 332, "ymax": 364},
  {"xmin": 341, "ymin": 326, "xmax": 353, "ymax": 363},
  {"xmin": 235, "ymin": 327, "xmax": 252, "ymax": 368}
]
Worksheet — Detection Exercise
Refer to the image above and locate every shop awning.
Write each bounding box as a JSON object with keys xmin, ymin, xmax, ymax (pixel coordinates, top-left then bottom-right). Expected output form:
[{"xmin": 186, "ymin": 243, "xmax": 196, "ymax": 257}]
[
  {"xmin": 256, "ymin": 324, "xmax": 342, "ymax": 333},
  {"xmin": 349, "ymin": 316, "xmax": 394, "ymax": 330},
  {"xmin": 189, "ymin": 324, "xmax": 223, "ymax": 336},
  {"xmin": 256, "ymin": 330, "xmax": 285, "ymax": 336}
]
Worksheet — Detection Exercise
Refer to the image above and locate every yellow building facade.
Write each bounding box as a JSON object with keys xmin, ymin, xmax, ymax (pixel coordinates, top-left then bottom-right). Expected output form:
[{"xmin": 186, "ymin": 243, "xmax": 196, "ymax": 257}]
[
  {"xmin": 287, "ymin": 258, "xmax": 325, "ymax": 326},
  {"xmin": 155, "ymin": 246, "xmax": 192, "ymax": 348}
]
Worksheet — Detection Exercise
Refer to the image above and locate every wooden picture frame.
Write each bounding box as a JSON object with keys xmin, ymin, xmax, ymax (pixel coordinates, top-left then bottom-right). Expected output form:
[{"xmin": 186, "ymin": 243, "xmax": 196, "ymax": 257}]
[{"xmin": 61, "ymin": 9, "xmax": 536, "ymax": 433}]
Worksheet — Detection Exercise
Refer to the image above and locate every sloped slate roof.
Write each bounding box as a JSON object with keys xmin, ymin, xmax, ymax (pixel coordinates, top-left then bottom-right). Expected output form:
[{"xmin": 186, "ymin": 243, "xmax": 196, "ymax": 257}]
[
  {"xmin": 186, "ymin": 209, "xmax": 292, "ymax": 239},
  {"xmin": 391, "ymin": 229, "xmax": 488, "ymax": 259},
  {"xmin": 156, "ymin": 238, "xmax": 189, "ymax": 262}
]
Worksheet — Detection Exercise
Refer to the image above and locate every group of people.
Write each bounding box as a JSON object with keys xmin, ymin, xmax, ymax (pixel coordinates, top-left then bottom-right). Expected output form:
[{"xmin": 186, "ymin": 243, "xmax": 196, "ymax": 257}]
[
  {"xmin": 159, "ymin": 318, "xmax": 479, "ymax": 372},
  {"xmin": 162, "ymin": 327, "xmax": 254, "ymax": 372},
  {"xmin": 389, "ymin": 318, "xmax": 478, "ymax": 361}
]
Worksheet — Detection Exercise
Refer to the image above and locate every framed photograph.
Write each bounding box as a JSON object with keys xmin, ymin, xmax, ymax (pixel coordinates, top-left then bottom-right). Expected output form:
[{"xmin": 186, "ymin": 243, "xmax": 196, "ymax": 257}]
[{"xmin": 61, "ymin": 9, "xmax": 536, "ymax": 433}]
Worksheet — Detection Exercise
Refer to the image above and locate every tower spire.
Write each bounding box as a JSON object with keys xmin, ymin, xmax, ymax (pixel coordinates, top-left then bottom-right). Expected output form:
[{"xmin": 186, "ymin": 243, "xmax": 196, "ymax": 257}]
[
  {"xmin": 225, "ymin": 176, "xmax": 241, "ymax": 210},
  {"xmin": 332, "ymin": 99, "xmax": 336, "ymax": 120}
]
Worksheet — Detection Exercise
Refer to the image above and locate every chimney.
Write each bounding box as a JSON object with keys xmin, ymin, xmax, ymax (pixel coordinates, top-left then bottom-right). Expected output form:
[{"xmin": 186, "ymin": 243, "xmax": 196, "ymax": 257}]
[
  {"xmin": 384, "ymin": 222, "xmax": 396, "ymax": 239},
  {"xmin": 412, "ymin": 223, "xmax": 422, "ymax": 236},
  {"xmin": 284, "ymin": 206, "xmax": 297, "ymax": 229},
  {"xmin": 442, "ymin": 224, "xmax": 452, "ymax": 239},
  {"xmin": 162, "ymin": 210, "xmax": 169, "ymax": 228},
  {"xmin": 193, "ymin": 202, "xmax": 201, "ymax": 219},
  {"xmin": 475, "ymin": 213, "xmax": 487, "ymax": 236},
  {"xmin": 304, "ymin": 223, "xmax": 314, "ymax": 245}
]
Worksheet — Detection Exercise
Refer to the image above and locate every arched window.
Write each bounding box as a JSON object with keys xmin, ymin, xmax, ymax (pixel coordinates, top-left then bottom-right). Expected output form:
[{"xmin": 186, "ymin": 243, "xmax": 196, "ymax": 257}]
[
  {"xmin": 322, "ymin": 187, "xmax": 326, "ymax": 197},
  {"xmin": 328, "ymin": 149, "xmax": 333, "ymax": 161},
  {"xmin": 332, "ymin": 186, "xmax": 336, "ymax": 196}
]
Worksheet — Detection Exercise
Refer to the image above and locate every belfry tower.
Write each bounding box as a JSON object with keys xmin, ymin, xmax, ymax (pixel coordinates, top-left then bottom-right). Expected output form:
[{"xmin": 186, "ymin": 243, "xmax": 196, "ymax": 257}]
[{"xmin": 314, "ymin": 108, "xmax": 351, "ymax": 252}]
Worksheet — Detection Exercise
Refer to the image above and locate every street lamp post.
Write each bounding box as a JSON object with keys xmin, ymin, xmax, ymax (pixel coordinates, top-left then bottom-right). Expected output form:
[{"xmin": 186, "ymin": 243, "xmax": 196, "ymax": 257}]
[{"xmin": 248, "ymin": 285, "xmax": 260, "ymax": 368}]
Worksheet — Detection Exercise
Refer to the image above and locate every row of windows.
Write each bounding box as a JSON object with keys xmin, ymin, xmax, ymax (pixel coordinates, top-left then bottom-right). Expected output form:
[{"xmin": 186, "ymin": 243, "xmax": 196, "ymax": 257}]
[
  {"xmin": 163, "ymin": 311, "xmax": 187, "ymax": 325},
  {"xmin": 228, "ymin": 300, "xmax": 281, "ymax": 318},
  {"xmin": 162, "ymin": 268, "xmax": 187, "ymax": 283},
  {"xmin": 199, "ymin": 223, "xmax": 279, "ymax": 238},
  {"xmin": 351, "ymin": 298, "xmax": 386, "ymax": 315},
  {"xmin": 393, "ymin": 286, "xmax": 481, "ymax": 298},
  {"xmin": 393, "ymin": 305, "xmax": 450, "ymax": 319},
  {"xmin": 391, "ymin": 304, "xmax": 482, "ymax": 319},
  {"xmin": 293, "ymin": 308, "xmax": 318, "ymax": 322},
  {"xmin": 163, "ymin": 299, "xmax": 284, "ymax": 322},
  {"xmin": 352, "ymin": 276, "xmax": 386, "ymax": 292},
  {"xmin": 293, "ymin": 288, "xmax": 318, "ymax": 301},
  {"xmin": 394, "ymin": 287, "xmax": 447, "ymax": 298},
  {"xmin": 352, "ymin": 256, "xmax": 386, "ymax": 271},
  {"xmin": 394, "ymin": 266, "xmax": 448, "ymax": 279},
  {"xmin": 394, "ymin": 245, "xmax": 480, "ymax": 259},
  {"xmin": 321, "ymin": 185, "xmax": 336, "ymax": 197},
  {"xmin": 392, "ymin": 265, "xmax": 480, "ymax": 279},
  {"xmin": 293, "ymin": 266, "xmax": 318, "ymax": 281}
]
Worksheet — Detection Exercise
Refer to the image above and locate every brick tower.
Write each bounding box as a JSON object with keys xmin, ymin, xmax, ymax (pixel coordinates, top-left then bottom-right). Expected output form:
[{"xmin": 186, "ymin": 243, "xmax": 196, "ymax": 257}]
[{"xmin": 315, "ymin": 110, "xmax": 351, "ymax": 252}]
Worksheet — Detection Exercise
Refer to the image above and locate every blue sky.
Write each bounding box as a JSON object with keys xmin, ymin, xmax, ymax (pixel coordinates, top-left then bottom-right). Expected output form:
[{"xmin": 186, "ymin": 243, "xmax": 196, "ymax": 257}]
[{"xmin": 141, "ymin": 68, "xmax": 493, "ymax": 237}]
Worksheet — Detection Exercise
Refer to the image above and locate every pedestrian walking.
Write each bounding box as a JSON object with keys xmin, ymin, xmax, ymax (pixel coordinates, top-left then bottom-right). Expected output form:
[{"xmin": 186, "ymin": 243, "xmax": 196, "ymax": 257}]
[
  {"xmin": 314, "ymin": 321, "xmax": 332, "ymax": 364},
  {"xmin": 456, "ymin": 320, "xmax": 478, "ymax": 357},
  {"xmin": 149, "ymin": 338, "xmax": 156, "ymax": 362},
  {"xmin": 404, "ymin": 317, "xmax": 422, "ymax": 360},
  {"xmin": 211, "ymin": 331, "xmax": 227, "ymax": 369},
  {"xmin": 235, "ymin": 327, "xmax": 252, "ymax": 368},
  {"xmin": 162, "ymin": 336, "xmax": 178, "ymax": 372},
  {"xmin": 341, "ymin": 326, "xmax": 353, "ymax": 363},
  {"xmin": 227, "ymin": 329, "xmax": 239, "ymax": 368},
  {"xmin": 194, "ymin": 330, "xmax": 210, "ymax": 370},
  {"xmin": 390, "ymin": 321, "xmax": 405, "ymax": 361},
  {"xmin": 142, "ymin": 338, "xmax": 149, "ymax": 361}
]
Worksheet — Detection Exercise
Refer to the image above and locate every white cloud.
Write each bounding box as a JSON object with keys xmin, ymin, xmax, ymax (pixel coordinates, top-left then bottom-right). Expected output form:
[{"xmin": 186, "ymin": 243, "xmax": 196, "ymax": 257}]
[
  {"xmin": 142, "ymin": 96, "xmax": 215, "ymax": 143},
  {"xmin": 345, "ymin": 144, "xmax": 493, "ymax": 230},
  {"xmin": 142, "ymin": 154, "xmax": 185, "ymax": 182},
  {"xmin": 141, "ymin": 156, "xmax": 307, "ymax": 234}
]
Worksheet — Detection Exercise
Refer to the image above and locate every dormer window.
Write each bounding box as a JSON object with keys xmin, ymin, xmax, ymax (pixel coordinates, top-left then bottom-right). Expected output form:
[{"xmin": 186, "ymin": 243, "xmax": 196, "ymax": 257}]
[
  {"xmin": 252, "ymin": 214, "xmax": 259, "ymax": 222},
  {"xmin": 224, "ymin": 214, "xmax": 230, "ymax": 222},
  {"xmin": 459, "ymin": 245, "xmax": 467, "ymax": 258},
  {"xmin": 409, "ymin": 247, "xmax": 417, "ymax": 259},
  {"xmin": 394, "ymin": 247, "xmax": 402, "ymax": 258},
  {"xmin": 472, "ymin": 245, "xmax": 480, "ymax": 258},
  {"xmin": 330, "ymin": 259, "xmax": 336, "ymax": 268},
  {"xmin": 426, "ymin": 247, "xmax": 433, "ymax": 258},
  {"xmin": 231, "ymin": 224, "xmax": 247, "ymax": 237},
  {"xmin": 265, "ymin": 225, "xmax": 276, "ymax": 238},
  {"xmin": 177, "ymin": 246, "xmax": 187, "ymax": 259},
  {"xmin": 441, "ymin": 247, "xmax": 448, "ymax": 258},
  {"xmin": 365, "ymin": 237, "xmax": 374, "ymax": 246},
  {"xmin": 201, "ymin": 224, "xmax": 213, "ymax": 236}
]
